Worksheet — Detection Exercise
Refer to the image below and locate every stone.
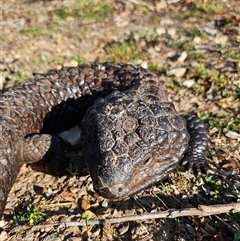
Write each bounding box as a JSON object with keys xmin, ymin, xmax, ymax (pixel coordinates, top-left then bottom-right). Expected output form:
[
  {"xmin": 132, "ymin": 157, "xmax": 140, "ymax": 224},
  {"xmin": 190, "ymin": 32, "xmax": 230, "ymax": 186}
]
[
  {"xmin": 156, "ymin": 27, "xmax": 166, "ymax": 35},
  {"xmin": 177, "ymin": 51, "xmax": 188, "ymax": 62},
  {"xmin": 167, "ymin": 67, "xmax": 187, "ymax": 77},
  {"xmin": 183, "ymin": 79, "xmax": 196, "ymax": 88},
  {"xmin": 204, "ymin": 27, "xmax": 218, "ymax": 36},
  {"xmin": 223, "ymin": 129, "xmax": 239, "ymax": 140},
  {"xmin": 167, "ymin": 28, "xmax": 177, "ymax": 38},
  {"xmin": 59, "ymin": 125, "xmax": 81, "ymax": 147}
]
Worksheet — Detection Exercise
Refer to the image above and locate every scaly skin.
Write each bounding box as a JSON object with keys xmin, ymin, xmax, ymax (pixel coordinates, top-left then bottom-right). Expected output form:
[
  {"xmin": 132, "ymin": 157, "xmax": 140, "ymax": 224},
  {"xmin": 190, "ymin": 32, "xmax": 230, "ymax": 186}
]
[{"xmin": 0, "ymin": 63, "xmax": 208, "ymax": 217}]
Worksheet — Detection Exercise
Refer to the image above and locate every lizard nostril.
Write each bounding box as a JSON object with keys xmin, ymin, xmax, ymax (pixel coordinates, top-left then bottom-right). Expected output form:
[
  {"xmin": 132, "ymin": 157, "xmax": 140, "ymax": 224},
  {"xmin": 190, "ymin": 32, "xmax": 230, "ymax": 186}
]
[{"xmin": 118, "ymin": 187, "xmax": 123, "ymax": 194}]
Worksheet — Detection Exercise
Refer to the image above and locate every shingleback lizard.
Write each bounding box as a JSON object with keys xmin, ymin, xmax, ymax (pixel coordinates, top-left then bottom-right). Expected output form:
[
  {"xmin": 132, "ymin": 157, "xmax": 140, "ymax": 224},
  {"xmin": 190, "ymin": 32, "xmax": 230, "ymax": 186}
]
[{"xmin": 0, "ymin": 63, "xmax": 208, "ymax": 217}]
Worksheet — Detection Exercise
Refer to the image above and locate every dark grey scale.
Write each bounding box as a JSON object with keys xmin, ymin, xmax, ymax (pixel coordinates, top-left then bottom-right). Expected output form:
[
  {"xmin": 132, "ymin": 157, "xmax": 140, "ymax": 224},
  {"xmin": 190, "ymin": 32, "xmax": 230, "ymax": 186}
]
[{"xmin": 0, "ymin": 63, "xmax": 208, "ymax": 217}]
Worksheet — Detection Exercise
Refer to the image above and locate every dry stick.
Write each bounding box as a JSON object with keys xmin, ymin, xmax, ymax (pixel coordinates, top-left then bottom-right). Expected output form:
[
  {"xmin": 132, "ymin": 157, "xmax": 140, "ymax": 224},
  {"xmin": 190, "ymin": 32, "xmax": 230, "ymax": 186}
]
[{"xmin": 10, "ymin": 202, "xmax": 236, "ymax": 231}]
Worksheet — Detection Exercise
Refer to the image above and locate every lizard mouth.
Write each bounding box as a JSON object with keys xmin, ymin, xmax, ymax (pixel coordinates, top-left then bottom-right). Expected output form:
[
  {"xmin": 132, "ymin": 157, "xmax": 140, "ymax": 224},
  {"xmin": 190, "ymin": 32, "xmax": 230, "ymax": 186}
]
[{"xmin": 93, "ymin": 176, "xmax": 130, "ymax": 199}]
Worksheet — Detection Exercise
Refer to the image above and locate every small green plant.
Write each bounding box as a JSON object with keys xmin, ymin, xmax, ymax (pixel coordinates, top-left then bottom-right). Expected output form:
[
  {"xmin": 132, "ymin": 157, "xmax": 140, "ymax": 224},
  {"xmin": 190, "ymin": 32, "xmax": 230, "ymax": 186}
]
[
  {"xmin": 190, "ymin": 28, "xmax": 204, "ymax": 37},
  {"xmin": 204, "ymin": 176, "xmax": 222, "ymax": 199},
  {"xmin": 10, "ymin": 205, "xmax": 46, "ymax": 225},
  {"xmin": 156, "ymin": 183, "xmax": 174, "ymax": 195},
  {"xmin": 157, "ymin": 172, "xmax": 191, "ymax": 196},
  {"xmin": 82, "ymin": 210, "xmax": 93, "ymax": 222},
  {"xmin": 203, "ymin": 175, "xmax": 240, "ymax": 202},
  {"xmin": 66, "ymin": 162, "xmax": 80, "ymax": 176},
  {"xmin": 199, "ymin": 110, "xmax": 210, "ymax": 121}
]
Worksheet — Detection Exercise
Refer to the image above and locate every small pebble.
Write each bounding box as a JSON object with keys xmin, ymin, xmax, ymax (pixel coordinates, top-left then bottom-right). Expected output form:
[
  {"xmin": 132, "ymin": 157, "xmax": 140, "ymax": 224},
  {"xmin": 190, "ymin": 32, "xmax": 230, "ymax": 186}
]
[
  {"xmin": 0, "ymin": 231, "xmax": 7, "ymax": 241},
  {"xmin": 141, "ymin": 61, "xmax": 148, "ymax": 69},
  {"xmin": 154, "ymin": 45, "xmax": 161, "ymax": 52},
  {"xmin": 59, "ymin": 125, "xmax": 81, "ymax": 147},
  {"xmin": 214, "ymin": 34, "xmax": 228, "ymax": 44},
  {"xmin": 155, "ymin": 1, "xmax": 167, "ymax": 11},
  {"xmin": 223, "ymin": 129, "xmax": 239, "ymax": 140},
  {"xmin": 204, "ymin": 27, "xmax": 218, "ymax": 36},
  {"xmin": 160, "ymin": 18, "xmax": 174, "ymax": 25},
  {"xmin": 119, "ymin": 224, "xmax": 129, "ymax": 235},
  {"xmin": 156, "ymin": 27, "xmax": 166, "ymax": 35},
  {"xmin": 193, "ymin": 36, "xmax": 202, "ymax": 44},
  {"xmin": 42, "ymin": 232, "xmax": 62, "ymax": 241},
  {"xmin": 0, "ymin": 76, "xmax": 4, "ymax": 90},
  {"xmin": 63, "ymin": 60, "xmax": 78, "ymax": 67},
  {"xmin": 47, "ymin": 187, "xmax": 53, "ymax": 195},
  {"xmin": 183, "ymin": 79, "xmax": 196, "ymax": 88},
  {"xmin": 186, "ymin": 223, "xmax": 197, "ymax": 236},
  {"xmin": 167, "ymin": 0, "xmax": 181, "ymax": 3},
  {"xmin": 167, "ymin": 67, "xmax": 187, "ymax": 77},
  {"xmin": 147, "ymin": 47, "xmax": 159, "ymax": 57},
  {"xmin": 101, "ymin": 199, "xmax": 109, "ymax": 208},
  {"xmin": 167, "ymin": 28, "xmax": 177, "ymax": 38},
  {"xmin": 177, "ymin": 51, "xmax": 188, "ymax": 62}
]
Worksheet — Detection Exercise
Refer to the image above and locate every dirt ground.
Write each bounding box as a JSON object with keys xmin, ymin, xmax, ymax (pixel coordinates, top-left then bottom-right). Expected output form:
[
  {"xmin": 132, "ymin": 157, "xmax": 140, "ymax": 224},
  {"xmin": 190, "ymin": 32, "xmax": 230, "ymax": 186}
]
[{"xmin": 0, "ymin": 0, "xmax": 240, "ymax": 240}]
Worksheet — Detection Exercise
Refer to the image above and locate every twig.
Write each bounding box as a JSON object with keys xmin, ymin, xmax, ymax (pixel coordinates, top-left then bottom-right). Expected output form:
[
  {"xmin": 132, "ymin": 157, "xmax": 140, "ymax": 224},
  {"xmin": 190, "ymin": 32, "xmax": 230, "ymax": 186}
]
[{"xmin": 10, "ymin": 202, "xmax": 240, "ymax": 232}]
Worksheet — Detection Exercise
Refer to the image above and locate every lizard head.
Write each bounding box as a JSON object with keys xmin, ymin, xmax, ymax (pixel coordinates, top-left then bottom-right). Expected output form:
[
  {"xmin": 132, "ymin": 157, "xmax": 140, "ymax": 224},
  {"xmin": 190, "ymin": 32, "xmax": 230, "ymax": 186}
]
[{"xmin": 81, "ymin": 90, "xmax": 189, "ymax": 199}]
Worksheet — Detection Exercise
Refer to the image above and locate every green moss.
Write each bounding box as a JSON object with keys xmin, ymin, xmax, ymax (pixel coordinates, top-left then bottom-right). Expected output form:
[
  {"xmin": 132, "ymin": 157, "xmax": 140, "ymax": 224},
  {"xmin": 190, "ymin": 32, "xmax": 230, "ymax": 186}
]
[
  {"xmin": 194, "ymin": 83, "xmax": 205, "ymax": 93},
  {"xmin": 53, "ymin": 6, "xmax": 69, "ymax": 20},
  {"xmin": 15, "ymin": 68, "xmax": 29, "ymax": 84},
  {"xmin": 136, "ymin": 4, "xmax": 150, "ymax": 14},
  {"xmin": 0, "ymin": 34, "xmax": 5, "ymax": 41},
  {"xmin": 189, "ymin": 28, "xmax": 204, "ymax": 38},
  {"xmin": 165, "ymin": 38, "xmax": 194, "ymax": 51},
  {"xmin": 20, "ymin": 27, "xmax": 43, "ymax": 36},
  {"xmin": 53, "ymin": 0, "xmax": 112, "ymax": 22},
  {"xmin": 69, "ymin": 56, "xmax": 85, "ymax": 64},
  {"xmin": 19, "ymin": 24, "xmax": 58, "ymax": 37},
  {"xmin": 195, "ymin": 64, "xmax": 228, "ymax": 88},
  {"xmin": 223, "ymin": 22, "xmax": 232, "ymax": 29},
  {"xmin": 174, "ymin": 0, "xmax": 225, "ymax": 20},
  {"xmin": 192, "ymin": 0, "xmax": 224, "ymax": 14},
  {"xmin": 164, "ymin": 77, "xmax": 181, "ymax": 90},
  {"xmin": 200, "ymin": 111, "xmax": 240, "ymax": 133},
  {"xmin": 222, "ymin": 48, "xmax": 240, "ymax": 60},
  {"xmin": 106, "ymin": 38, "xmax": 147, "ymax": 62},
  {"xmin": 190, "ymin": 52, "xmax": 204, "ymax": 60},
  {"xmin": 148, "ymin": 63, "xmax": 165, "ymax": 73}
]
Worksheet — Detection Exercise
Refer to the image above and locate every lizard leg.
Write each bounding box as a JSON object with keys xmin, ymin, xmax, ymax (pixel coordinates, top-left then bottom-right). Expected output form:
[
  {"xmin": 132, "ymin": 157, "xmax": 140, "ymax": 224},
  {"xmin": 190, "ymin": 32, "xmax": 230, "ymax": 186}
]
[
  {"xmin": 182, "ymin": 114, "xmax": 208, "ymax": 171},
  {"xmin": 17, "ymin": 134, "xmax": 66, "ymax": 175}
]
